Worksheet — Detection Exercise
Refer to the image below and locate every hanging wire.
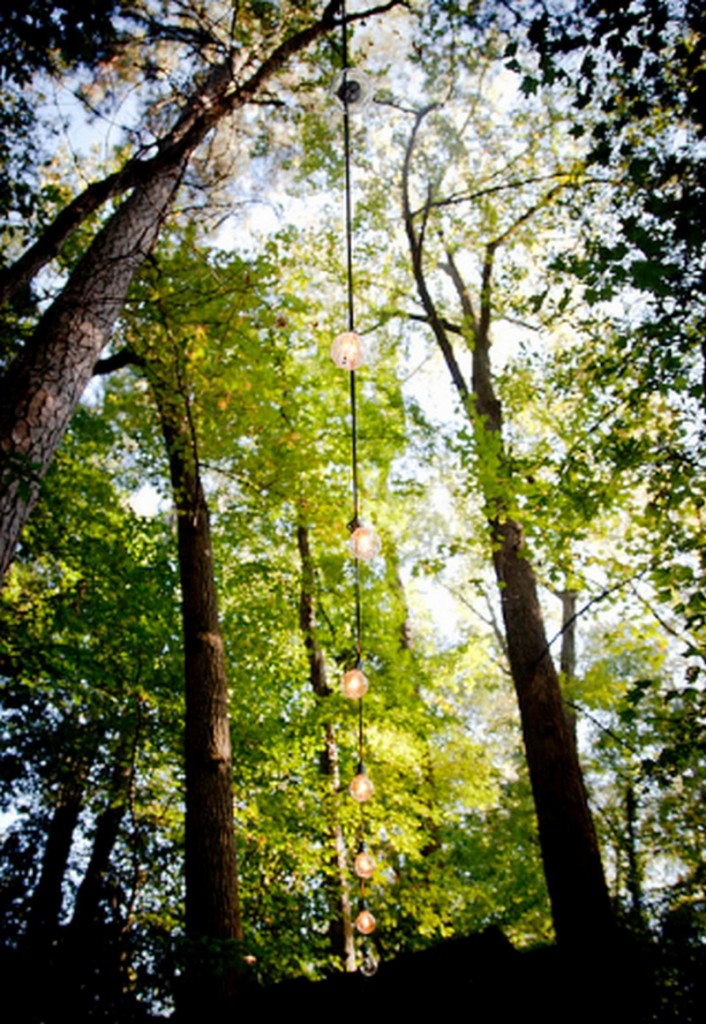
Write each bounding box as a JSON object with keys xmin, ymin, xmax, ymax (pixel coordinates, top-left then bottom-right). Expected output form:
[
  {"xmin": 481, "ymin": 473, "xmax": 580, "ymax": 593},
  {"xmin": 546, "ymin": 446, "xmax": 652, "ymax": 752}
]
[
  {"xmin": 335, "ymin": 1, "xmax": 378, "ymax": 961},
  {"xmin": 338, "ymin": 0, "xmax": 364, "ymax": 677}
]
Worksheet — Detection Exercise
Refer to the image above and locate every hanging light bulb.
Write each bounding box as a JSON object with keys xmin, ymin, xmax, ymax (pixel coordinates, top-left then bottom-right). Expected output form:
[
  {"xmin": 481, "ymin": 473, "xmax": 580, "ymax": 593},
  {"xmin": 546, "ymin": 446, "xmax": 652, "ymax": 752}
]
[
  {"xmin": 349, "ymin": 762, "xmax": 374, "ymax": 803},
  {"xmin": 331, "ymin": 331, "xmax": 365, "ymax": 370},
  {"xmin": 354, "ymin": 843, "xmax": 376, "ymax": 879},
  {"xmin": 359, "ymin": 941, "xmax": 379, "ymax": 977},
  {"xmin": 348, "ymin": 523, "xmax": 381, "ymax": 561},
  {"xmin": 342, "ymin": 666, "xmax": 368, "ymax": 700},
  {"xmin": 355, "ymin": 907, "xmax": 376, "ymax": 935}
]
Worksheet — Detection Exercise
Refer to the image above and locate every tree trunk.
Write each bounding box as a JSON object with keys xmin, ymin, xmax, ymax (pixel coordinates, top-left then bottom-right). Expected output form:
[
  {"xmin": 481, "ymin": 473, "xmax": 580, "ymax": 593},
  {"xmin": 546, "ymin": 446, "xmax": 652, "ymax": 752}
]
[
  {"xmin": 624, "ymin": 780, "xmax": 645, "ymax": 931},
  {"xmin": 493, "ymin": 520, "xmax": 615, "ymax": 946},
  {"xmin": 154, "ymin": 380, "xmax": 242, "ymax": 1011},
  {"xmin": 70, "ymin": 726, "xmax": 137, "ymax": 936},
  {"xmin": 559, "ymin": 590, "xmax": 577, "ymax": 681},
  {"xmin": 0, "ymin": 157, "xmax": 188, "ymax": 580},
  {"xmin": 26, "ymin": 765, "xmax": 88, "ymax": 943},
  {"xmin": 559, "ymin": 588, "xmax": 578, "ymax": 740}
]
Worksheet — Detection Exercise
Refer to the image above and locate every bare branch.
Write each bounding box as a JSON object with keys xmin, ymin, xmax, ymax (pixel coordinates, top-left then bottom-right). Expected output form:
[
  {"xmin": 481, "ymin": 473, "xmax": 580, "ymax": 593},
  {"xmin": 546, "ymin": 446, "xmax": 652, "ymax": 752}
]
[
  {"xmin": 93, "ymin": 347, "xmax": 144, "ymax": 376},
  {"xmin": 540, "ymin": 569, "xmax": 648, "ymax": 665},
  {"xmin": 402, "ymin": 105, "xmax": 469, "ymax": 404},
  {"xmin": 439, "ymin": 247, "xmax": 478, "ymax": 338}
]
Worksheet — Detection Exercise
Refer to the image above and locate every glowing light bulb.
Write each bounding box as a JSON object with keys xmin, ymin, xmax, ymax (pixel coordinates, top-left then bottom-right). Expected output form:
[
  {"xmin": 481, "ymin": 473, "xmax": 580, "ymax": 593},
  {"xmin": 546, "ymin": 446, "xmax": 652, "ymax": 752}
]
[
  {"xmin": 354, "ymin": 848, "xmax": 376, "ymax": 879},
  {"xmin": 350, "ymin": 768, "xmax": 374, "ymax": 803},
  {"xmin": 331, "ymin": 331, "xmax": 365, "ymax": 370},
  {"xmin": 342, "ymin": 667, "xmax": 368, "ymax": 700},
  {"xmin": 355, "ymin": 908, "xmax": 376, "ymax": 935},
  {"xmin": 348, "ymin": 524, "xmax": 381, "ymax": 561}
]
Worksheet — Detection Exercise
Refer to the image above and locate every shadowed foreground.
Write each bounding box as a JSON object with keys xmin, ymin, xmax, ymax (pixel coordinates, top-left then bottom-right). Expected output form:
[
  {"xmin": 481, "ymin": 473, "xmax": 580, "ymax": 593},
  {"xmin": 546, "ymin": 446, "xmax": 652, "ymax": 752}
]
[{"xmin": 4, "ymin": 927, "xmax": 704, "ymax": 1022}]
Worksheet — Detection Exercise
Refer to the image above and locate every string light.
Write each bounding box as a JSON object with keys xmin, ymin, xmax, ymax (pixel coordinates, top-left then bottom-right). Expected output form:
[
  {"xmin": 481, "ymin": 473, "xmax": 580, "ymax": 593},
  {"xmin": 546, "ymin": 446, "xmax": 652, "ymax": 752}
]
[
  {"xmin": 348, "ymin": 521, "xmax": 382, "ymax": 561},
  {"xmin": 354, "ymin": 843, "xmax": 376, "ymax": 879},
  {"xmin": 331, "ymin": 331, "xmax": 365, "ymax": 370},
  {"xmin": 349, "ymin": 763, "xmax": 374, "ymax": 803},
  {"xmin": 331, "ymin": 0, "xmax": 382, "ymax": 972},
  {"xmin": 355, "ymin": 906, "xmax": 376, "ymax": 936},
  {"xmin": 342, "ymin": 666, "xmax": 368, "ymax": 700}
]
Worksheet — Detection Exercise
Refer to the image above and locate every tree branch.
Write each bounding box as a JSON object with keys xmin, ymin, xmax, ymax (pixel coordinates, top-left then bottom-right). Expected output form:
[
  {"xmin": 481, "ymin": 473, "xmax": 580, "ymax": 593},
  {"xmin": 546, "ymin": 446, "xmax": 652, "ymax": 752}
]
[
  {"xmin": 1, "ymin": 0, "xmax": 406, "ymax": 306},
  {"xmin": 92, "ymin": 347, "xmax": 145, "ymax": 376},
  {"xmin": 402, "ymin": 105, "xmax": 469, "ymax": 405},
  {"xmin": 439, "ymin": 246, "xmax": 478, "ymax": 339}
]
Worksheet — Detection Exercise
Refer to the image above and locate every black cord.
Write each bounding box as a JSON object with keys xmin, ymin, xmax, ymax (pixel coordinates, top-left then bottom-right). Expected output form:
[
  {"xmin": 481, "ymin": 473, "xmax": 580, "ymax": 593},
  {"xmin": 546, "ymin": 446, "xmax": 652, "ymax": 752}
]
[{"xmin": 340, "ymin": 0, "xmax": 364, "ymax": 684}]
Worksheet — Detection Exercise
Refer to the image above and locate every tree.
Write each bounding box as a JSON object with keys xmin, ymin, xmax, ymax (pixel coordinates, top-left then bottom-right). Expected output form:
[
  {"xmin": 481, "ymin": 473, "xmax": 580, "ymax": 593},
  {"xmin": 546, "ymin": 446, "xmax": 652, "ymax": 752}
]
[
  {"xmin": 0, "ymin": 0, "xmax": 403, "ymax": 582},
  {"xmin": 6, "ymin": 5, "xmax": 706, "ymax": 1015},
  {"xmin": 385, "ymin": 48, "xmax": 616, "ymax": 945},
  {"xmin": 94, "ymin": 256, "xmax": 249, "ymax": 1009}
]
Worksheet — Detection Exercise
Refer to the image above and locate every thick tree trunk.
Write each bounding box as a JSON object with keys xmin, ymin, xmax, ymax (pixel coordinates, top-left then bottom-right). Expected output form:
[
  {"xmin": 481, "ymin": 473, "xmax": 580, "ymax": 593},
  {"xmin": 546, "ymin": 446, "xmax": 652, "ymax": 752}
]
[
  {"xmin": 178, "ymin": 492, "xmax": 242, "ymax": 988},
  {"xmin": 493, "ymin": 520, "xmax": 615, "ymax": 946},
  {"xmin": 0, "ymin": 156, "xmax": 188, "ymax": 580}
]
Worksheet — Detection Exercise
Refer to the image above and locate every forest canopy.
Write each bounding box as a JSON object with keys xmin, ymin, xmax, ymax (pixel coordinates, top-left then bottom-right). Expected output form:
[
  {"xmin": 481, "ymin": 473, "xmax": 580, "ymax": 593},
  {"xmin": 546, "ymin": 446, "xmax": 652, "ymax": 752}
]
[{"xmin": 0, "ymin": 1, "xmax": 704, "ymax": 1020}]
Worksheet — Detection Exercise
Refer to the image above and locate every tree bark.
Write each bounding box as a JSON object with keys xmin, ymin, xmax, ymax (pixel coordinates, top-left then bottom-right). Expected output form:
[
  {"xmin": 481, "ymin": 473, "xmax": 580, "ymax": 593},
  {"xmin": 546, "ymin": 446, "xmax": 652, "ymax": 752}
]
[
  {"xmin": 0, "ymin": 156, "xmax": 188, "ymax": 579},
  {"xmin": 146, "ymin": 366, "xmax": 241, "ymax": 1011},
  {"xmin": 492, "ymin": 520, "xmax": 614, "ymax": 946}
]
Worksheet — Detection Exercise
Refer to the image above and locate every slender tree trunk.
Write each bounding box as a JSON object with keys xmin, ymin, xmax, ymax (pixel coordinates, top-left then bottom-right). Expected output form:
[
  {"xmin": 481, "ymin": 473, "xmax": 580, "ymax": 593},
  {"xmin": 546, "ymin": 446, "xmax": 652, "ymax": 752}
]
[
  {"xmin": 559, "ymin": 588, "xmax": 578, "ymax": 739},
  {"xmin": 70, "ymin": 726, "xmax": 138, "ymax": 936},
  {"xmin": 152, "ymin": 377, "xmax": 242, "ymax": 1011},
  {"xmin": 624, "ymin": 780, "xmax": 644, "ymax": 931},
  {"xmin": 387, "ymin": 551, "xmax": 443, "ymax": 864},
  {"xmin": 21, "ymin": 759, "xmax": 89, "ymax": 1023},
  {"xmin": 26, "ymin": 754, "xmax": 92, "ymax": 943},
  {"xmin": 559, "ymin": 590, "xmax": 577, "ymax": 680},
  {"xmin": 323, "ymin": 721, "xmax": 357, "ymax": 971},
  {"xmin": 297, "ymin": 520, "xmax": 356, "ymax": 971},
  {"xmin": 63, "ymin": 728, "xmax": 140, "ymax": 1016}
]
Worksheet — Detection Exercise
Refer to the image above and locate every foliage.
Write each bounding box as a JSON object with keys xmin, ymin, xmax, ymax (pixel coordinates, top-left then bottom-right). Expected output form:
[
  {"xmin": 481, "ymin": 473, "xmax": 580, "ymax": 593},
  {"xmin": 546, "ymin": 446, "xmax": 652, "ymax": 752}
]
[
  {"xmin": 0, "ymin": 1, "xmax": 705, "ymax": 1017},
  {"xmin": 0, "ymin": 406, "xmax": 184, "ymax": 1014}
]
